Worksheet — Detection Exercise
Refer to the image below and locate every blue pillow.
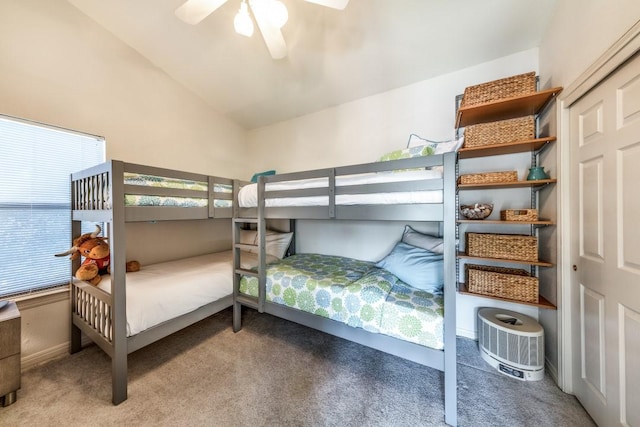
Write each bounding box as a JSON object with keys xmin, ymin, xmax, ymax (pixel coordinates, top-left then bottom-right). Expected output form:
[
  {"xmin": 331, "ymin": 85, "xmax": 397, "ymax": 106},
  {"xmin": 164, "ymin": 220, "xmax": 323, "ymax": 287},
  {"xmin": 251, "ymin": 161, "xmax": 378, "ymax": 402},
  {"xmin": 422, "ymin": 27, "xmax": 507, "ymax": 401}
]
[
  {"xmin": 250, "ymin": 170, "xmax": 276, "ymax": 183},
  {"xmin": 376, "ymin": 242, "xmax": 444, "ymax": 293}
]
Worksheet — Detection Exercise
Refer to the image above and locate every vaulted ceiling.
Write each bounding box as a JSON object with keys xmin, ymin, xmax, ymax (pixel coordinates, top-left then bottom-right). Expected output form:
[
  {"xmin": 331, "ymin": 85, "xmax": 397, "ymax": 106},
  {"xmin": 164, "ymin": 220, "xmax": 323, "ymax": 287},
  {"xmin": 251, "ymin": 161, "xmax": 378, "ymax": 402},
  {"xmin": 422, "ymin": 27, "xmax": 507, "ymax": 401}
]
[{"xmin": 67, "ymin": 0, "xmax": 558, "ymax": 129}]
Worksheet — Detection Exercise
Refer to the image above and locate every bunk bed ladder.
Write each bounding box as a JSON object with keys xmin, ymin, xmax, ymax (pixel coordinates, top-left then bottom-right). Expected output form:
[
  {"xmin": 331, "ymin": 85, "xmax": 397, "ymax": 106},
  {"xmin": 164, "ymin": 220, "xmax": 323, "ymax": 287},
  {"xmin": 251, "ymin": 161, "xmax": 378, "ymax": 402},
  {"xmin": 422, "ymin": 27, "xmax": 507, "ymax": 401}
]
[
  {"xmin": 232, "ymin": 176, "xmax": 267, "ymax": 332},
  {"xmin": 232, "ymin": 218, "xmax": 257, "ymax": 330}
]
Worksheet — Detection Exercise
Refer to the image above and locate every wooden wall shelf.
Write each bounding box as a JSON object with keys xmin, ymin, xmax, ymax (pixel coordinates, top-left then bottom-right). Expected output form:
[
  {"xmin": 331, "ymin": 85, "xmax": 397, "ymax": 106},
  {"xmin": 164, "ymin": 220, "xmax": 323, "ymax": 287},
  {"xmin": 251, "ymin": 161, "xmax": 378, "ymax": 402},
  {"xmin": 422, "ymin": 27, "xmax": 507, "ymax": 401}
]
[
  {"xmin": 457, "ymin": 219, "xmax": 555, "ymax": 226},
  {"xmin": 457, "ymin": 252, "xmax": 553, "ymax": 267},
  {"xmin": 457, "ymin": 137, "xmax": 556, "ymax": 159},
  {"xmin": 458, "ymin": 282, "xmax": 557, "ymax": 310},
  {"xmin": 457, "ymin": 178, "xmax": 557, "ymax": 191},
  {"xmin": 454, "ymin": 80, "xmax": 563, "ymax": 313},
  {"xmin": 456, "ymin": 87, "xmax": 563, "ymax": 128}
]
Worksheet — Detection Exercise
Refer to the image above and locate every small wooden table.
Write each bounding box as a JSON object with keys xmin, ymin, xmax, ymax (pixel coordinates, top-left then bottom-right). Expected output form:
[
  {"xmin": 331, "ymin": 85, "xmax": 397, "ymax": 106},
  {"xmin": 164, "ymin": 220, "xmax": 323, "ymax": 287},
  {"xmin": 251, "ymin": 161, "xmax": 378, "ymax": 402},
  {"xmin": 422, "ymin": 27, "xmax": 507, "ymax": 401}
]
[{"xmin": 0, "ymin": 301, "xmax": 21, "ymax": 406}]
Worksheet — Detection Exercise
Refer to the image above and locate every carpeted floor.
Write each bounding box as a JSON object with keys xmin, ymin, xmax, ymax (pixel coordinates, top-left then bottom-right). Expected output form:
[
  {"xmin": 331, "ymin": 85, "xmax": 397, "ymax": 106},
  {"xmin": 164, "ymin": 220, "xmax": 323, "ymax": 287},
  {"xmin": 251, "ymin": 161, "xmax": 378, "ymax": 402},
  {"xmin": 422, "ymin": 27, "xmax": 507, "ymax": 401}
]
[{"xmin": 1, "ymin": 307, "xmax": 594, "ymax": 426}]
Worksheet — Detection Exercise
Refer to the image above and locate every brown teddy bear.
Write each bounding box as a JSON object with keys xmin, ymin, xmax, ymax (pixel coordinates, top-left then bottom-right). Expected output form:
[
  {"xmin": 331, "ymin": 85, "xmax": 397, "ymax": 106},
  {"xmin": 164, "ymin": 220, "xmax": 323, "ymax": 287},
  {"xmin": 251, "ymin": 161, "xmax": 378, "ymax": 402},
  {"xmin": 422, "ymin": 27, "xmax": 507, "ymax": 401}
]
[{"xmin": 55, "ymin": 224, "xmax": 140, "ymax": 286}]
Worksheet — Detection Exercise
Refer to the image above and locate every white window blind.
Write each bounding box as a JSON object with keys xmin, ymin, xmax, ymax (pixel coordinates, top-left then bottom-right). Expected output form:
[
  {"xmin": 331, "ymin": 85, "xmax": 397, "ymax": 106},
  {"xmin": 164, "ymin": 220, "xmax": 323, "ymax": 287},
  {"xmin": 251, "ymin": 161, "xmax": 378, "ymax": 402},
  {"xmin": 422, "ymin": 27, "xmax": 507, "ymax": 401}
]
[{"xmin": 0, "ymin": 115, "xmax": 105, "ymax": 299}]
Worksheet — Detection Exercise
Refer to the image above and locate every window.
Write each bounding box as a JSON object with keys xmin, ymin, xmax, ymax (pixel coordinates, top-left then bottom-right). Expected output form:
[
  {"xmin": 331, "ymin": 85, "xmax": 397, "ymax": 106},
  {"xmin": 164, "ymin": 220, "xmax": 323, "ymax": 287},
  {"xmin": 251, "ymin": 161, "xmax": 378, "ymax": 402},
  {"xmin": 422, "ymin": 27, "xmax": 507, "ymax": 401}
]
[{"xmin": 0, "ymin": 115, "xmax": 105, "ymax": 299}]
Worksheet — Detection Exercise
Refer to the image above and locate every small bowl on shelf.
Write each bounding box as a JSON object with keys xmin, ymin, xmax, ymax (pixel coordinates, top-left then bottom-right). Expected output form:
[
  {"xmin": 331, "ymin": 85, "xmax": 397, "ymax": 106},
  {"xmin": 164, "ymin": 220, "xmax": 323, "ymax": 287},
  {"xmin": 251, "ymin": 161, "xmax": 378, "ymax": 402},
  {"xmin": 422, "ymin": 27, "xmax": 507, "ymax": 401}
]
[{"xmin": 460, "ymin": 203, "xmax": 493, "ymax": 220}]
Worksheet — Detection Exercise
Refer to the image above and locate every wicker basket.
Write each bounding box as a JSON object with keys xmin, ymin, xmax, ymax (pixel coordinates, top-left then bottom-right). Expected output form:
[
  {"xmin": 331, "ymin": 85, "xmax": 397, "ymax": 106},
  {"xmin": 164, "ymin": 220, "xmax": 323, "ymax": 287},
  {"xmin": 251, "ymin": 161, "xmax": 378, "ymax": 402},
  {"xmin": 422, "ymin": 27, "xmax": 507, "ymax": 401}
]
[
  {"xmin": 501, "ymin": 209, "xmax": 538, "ymax": 222},
  {"xmin": 458, "ymin": 170, "xmax": 518, "ymax": 185},
  {"xmin": 464, "ymin": 116, "xmax": 535, "ymax": 148},
  {"xmin": 465, "ymin": 264, "xmax": 539, "ymax": 303},
  {"xmin": 466, "ymin": 232, "xmax": 538, "ymax": 262},
  {"xmin": 460, "ymin": 72, "xmax": 537, "ymax": 108}
]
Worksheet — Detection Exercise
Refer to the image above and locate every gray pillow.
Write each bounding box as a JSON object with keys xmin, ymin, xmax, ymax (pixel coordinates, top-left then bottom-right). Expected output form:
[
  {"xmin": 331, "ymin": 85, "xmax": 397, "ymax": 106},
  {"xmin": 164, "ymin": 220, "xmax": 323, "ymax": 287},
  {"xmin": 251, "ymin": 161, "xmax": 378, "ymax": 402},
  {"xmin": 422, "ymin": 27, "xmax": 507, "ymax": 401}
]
[{"xmin": 401, "ymin": 225, "xmax": 444, "ymax": 254}]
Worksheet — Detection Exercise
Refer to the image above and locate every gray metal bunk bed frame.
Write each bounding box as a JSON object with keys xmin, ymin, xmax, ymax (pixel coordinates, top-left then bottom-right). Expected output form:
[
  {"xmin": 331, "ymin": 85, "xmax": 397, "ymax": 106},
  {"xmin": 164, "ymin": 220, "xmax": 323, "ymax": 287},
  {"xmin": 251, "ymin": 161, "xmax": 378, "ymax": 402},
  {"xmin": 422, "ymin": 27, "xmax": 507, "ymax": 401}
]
[
  {"xmin": 69, "ymin": 160, "xmax": 234, "ymax": 405},
  {"xmin": 231, "ymin": 152, "xmax": 458, "ymax": 426}
]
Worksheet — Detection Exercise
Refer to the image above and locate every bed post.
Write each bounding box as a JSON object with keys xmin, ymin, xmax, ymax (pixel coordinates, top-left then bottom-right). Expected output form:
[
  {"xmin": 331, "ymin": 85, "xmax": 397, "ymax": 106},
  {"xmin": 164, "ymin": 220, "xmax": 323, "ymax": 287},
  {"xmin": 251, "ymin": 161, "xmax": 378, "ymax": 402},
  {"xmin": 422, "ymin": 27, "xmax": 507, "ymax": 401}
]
[
  {"xmin": 287, "ymin": 219, "xmax": 296, "ymax": 256},
  {"xmin": 110, "ymin": 160, "xmax": 128, "ymax": 405},
  {"xmin": 232, "ymin": 180, "xmax": 242, "ymax": 331},
  {"xmin": 443, "ymin": 151, "xmax": 458, "ymax": 426},
  {"xmin": 257, "ymin": 176, "xmax": 266, "ymax": 313},
  {"xmin": 69, "ymin": 220, "xmax": 82, "ymax": 354},
  {"xmin": 232, "ymin": 223, "xmax": 242, "ymax": 332}
]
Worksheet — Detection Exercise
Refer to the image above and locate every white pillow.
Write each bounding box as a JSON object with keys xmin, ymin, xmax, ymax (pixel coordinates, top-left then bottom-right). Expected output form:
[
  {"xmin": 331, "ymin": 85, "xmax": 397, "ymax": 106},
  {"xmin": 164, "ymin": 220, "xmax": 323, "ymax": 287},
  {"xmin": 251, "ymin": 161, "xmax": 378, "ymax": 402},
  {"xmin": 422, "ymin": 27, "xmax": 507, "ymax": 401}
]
[
  {"xmin": 240, "ymin": 229, "xmax": 293, "ymax": 259},
  {"xmin": 407, "ymin": 134, "xmax": 431, "ymax": 148},
  {"xmin": 434, "ymin": 137, "xmax": 464, "ymax": 154},
  {"xmin": 239, "ymin": 251, "xmax": 279, "ymax": 269},
  {"xmin": 264, "ymin": 230, "xmax": 294, "ymax": 259},
  {"xmin": 239, "ymin": 229, "xmax": 256, "ymax": 245},
  {"xmin": 407, "ymin": 133, "xmax": 463, "ymax": 154}
]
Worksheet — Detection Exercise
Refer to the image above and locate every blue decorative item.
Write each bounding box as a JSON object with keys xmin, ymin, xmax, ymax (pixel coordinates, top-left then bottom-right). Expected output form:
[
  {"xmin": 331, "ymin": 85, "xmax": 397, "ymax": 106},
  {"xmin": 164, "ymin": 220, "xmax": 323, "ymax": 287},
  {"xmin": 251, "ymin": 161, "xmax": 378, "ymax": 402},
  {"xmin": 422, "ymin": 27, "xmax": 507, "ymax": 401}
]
[
  {"xmin": 250, "ymin": 170, "xmax": 276, "ymax": 183},
  {"xmin": 526, "ymin": 166, "xmax": 549, "ymax": 181}
]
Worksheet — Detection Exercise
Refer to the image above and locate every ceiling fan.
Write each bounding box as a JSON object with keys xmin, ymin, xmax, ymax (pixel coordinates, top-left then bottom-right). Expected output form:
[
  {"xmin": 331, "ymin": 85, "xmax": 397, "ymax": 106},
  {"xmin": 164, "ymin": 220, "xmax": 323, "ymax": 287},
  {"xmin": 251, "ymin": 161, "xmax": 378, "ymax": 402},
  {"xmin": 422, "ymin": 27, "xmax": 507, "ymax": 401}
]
[{"xmin": 175, "ymin": 0, "xmax": 349, "ymax": 59}]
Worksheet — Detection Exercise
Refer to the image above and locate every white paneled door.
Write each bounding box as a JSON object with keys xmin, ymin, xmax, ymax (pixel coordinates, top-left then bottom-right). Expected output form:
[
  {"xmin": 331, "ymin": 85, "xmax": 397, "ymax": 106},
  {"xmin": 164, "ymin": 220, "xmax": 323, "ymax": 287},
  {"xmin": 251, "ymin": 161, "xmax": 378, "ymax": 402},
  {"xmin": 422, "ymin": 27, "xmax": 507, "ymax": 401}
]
[{"xmin": 570, "ymin": 52, "xmax": 640, "ymax": 427}]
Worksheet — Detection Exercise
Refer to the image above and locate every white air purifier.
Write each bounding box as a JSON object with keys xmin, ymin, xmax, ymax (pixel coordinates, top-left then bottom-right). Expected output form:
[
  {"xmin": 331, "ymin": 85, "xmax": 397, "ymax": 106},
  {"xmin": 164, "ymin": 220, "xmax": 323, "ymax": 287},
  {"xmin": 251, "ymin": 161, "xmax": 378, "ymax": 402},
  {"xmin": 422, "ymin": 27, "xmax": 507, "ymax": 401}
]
[{"xmin": 477, "ymin": 307, "xmax": 544, "ymax": 381}]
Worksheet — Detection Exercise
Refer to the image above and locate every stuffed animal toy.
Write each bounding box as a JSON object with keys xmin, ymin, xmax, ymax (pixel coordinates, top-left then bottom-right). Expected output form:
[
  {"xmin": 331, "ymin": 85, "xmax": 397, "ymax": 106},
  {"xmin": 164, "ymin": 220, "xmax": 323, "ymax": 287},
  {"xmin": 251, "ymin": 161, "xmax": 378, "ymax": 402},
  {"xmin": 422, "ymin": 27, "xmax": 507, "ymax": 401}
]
[{"xmin": 55, "ymin": 224, "xmax": 140, "ymax": 286}]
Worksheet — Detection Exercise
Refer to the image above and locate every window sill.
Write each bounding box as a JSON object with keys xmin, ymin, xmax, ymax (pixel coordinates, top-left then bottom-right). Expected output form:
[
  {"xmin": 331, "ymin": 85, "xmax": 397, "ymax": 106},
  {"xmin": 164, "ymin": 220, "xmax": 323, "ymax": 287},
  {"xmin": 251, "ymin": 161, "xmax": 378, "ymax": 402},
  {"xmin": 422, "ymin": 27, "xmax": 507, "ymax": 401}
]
[{"xmin": 12, "ymin": 286, "xmax": 70, "ymax": 310}]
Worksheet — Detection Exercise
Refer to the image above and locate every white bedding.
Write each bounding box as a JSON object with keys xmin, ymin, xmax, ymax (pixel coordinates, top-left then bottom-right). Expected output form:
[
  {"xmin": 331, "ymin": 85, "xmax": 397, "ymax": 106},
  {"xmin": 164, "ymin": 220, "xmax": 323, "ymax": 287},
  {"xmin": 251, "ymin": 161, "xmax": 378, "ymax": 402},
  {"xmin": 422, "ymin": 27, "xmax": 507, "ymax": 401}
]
[
  {"xmin": 238, "ymin": 169, "xmax": 444, "ymax": 207},
  {"xmin": 96, "ymin": 251, "xmax": 233, "ymax": 337}
]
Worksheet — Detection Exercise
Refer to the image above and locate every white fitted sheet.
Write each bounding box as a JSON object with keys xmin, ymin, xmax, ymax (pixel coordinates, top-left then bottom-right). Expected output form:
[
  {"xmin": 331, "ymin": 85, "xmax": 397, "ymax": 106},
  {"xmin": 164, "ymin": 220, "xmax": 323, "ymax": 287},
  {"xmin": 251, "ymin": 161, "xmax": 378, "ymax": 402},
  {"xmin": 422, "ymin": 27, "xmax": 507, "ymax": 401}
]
[
  {"xmin": 238, "ymin": 169, "xmax": 443, "ymax": 207},
  {"xmin": 97, "ymin": 251, "xmax": 233, "ymax": 337}
]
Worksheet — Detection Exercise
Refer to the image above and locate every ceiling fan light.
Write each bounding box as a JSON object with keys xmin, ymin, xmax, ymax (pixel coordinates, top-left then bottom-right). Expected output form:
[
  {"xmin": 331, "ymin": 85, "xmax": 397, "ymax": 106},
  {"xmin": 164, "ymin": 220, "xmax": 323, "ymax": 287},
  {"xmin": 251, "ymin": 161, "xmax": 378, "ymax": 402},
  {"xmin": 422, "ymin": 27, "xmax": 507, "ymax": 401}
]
[
  {"xmin": 269, "ymin": 0, "xmax": 288, "ymax": 29},
  {"xmin": 234, "ymin": 1, "xmax": 254, "ymax": 37}
]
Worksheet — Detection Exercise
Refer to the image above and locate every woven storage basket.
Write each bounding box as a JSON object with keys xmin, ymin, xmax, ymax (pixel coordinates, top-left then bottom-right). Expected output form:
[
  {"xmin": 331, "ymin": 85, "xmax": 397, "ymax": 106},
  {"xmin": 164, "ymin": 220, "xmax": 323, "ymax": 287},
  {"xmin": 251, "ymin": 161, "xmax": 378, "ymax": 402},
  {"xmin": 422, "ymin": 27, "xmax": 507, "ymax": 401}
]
[
  {"xmin": 464, "ymin": 116, "xmax": 535, "ymax": 148},
  {"xmin": 458, "ymin": 170, "xmax": 518, "ymax": 185},
  {"xmin": 501, "ymin": 209, "xmax": 538, "ymax": 222},
  {"xmin": 460, "ymin": 72, "xmax": 537, "ymax": 107},
  {"xmin": 465, "ymin": 264, "xmax": 539, "ymax": 303},
  {"xmin": 466, "ymin": 232, "xmax": 538, "ymax": 262}
]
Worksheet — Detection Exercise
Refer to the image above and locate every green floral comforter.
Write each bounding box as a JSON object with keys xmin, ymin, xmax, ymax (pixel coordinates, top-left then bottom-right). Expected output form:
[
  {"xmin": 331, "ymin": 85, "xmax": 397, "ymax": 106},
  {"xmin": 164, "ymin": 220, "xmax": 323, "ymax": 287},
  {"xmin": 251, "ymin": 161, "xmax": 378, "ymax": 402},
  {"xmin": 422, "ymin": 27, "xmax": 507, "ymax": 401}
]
[
  {"xmin": 239, "ymin": 253, "xmax": 444, "ymax": 350},
  {"xmin": 123, "ymin": 173, "xmax": 232, "ymax": 207},
  {"xmin": 123, "ymin": 195, "xmax": 232, "ymax": 208}
]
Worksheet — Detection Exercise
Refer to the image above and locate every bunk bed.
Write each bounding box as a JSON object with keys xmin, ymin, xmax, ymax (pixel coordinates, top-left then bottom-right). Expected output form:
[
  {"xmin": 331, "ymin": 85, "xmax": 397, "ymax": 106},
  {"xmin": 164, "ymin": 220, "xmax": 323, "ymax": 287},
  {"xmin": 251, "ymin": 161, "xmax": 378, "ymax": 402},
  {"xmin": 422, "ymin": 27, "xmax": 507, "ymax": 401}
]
[
  {"xmin": 69, "ymin": 160, "xmax": 236, "ymax": 405},
  {"xmin": 231, "ymin": 152, "xmax": 458, "ymax": 426}
]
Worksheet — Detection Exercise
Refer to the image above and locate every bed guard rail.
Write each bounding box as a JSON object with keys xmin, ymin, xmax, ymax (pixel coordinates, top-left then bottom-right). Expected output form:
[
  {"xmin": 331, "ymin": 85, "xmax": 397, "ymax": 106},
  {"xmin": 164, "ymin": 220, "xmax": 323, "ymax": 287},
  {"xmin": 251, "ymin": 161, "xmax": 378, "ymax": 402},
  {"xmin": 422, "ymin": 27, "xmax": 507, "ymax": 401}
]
[
  {"xmin": 235, "ymin": 153, "xmax": 452, "ymax": 221},
  {"xmin": 71, "ymin": 280, "xmax": 114, "ymax": 352},
  {"xmin": 71, "ymin": 160, "xmax": 235, "ymax": 222}
]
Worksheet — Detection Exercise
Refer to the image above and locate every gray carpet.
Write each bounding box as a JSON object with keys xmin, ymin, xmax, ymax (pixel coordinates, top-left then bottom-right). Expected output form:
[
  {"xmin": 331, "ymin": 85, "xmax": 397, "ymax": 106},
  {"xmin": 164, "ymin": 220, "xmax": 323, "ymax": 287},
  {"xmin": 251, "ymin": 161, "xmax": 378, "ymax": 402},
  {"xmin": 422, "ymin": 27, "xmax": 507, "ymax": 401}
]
[{"xmin": 1, "ymin": 308, "xmax": 594, "ymax": 426}]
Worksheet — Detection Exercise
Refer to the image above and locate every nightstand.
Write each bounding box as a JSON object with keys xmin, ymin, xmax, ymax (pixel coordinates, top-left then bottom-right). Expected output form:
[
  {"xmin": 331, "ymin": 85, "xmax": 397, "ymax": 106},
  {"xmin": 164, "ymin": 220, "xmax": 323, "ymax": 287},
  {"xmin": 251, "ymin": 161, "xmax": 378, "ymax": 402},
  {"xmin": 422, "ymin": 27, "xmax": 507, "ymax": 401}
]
[{"xmin": 0, "ymin": 301, "xmax": 20, "ymax": 406}]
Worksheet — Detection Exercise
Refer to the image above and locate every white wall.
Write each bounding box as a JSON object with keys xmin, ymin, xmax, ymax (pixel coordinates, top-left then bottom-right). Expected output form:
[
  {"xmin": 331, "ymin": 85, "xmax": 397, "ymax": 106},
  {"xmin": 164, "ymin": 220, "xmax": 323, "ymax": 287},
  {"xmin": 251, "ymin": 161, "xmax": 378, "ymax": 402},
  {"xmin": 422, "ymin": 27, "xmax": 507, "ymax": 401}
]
[
  {"xmin": 0, "ymin": 0, "xmax": 249, "ymax": 178},
  {"xmin": 0, "ymin": 0, "xmax": 248, "ymax": 368},
  {"xmin": 539, "ymin": 1, "xmax": 640, "ymax": 90},
  {"xmin": 248, "ymin": 49, "xmax": 540, "ymax": 173},
  {"xmin": 248, "ymin": 48, "xmax": 542, "ymax": 341},
  {"xmin": 538, "ymin": 0, "xmax": 640, "ymax": 387}
]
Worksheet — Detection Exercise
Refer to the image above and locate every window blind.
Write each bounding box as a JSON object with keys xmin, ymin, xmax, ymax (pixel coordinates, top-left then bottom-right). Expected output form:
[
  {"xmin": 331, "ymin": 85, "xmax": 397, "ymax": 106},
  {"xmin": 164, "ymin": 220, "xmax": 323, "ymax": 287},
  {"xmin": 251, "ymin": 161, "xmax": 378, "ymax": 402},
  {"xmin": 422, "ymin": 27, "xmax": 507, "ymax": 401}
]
[{"xmin": 0, "ymin": 115, "xmax": 105, "ymax": 299}]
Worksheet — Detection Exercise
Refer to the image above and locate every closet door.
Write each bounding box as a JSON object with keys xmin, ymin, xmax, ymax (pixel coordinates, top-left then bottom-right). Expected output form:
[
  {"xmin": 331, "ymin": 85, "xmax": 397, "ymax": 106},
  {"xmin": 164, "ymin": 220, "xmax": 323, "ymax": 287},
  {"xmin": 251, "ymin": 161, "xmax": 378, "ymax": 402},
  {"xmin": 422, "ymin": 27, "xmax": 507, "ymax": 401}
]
[{"xmin": 569, "ymin": 51, "xmax": 640, "ymax": 426}]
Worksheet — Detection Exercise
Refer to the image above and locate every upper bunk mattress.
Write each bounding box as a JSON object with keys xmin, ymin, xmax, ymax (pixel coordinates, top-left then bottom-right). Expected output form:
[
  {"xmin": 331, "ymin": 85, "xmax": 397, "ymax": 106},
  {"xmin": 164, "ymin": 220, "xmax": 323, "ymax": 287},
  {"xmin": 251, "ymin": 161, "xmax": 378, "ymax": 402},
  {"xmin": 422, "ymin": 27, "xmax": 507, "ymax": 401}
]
[
  {"xmin": 238, "ymin": 169, "xmax": 443, "ymax": 207},
  {"xmin": 96, "ymin": 251, "xmax": 233, "ymax": 336},
  {"xmin": 239, "ymin": 253, "xmax": 444, "ymax": 350}
]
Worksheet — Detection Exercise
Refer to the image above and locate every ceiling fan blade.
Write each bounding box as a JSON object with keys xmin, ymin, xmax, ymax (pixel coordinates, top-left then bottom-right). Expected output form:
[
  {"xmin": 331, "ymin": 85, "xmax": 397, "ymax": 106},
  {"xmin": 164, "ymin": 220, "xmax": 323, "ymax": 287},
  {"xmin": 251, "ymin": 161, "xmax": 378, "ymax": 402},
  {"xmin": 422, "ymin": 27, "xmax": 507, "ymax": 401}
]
[
  {"xmin": 175, "ymin": 0, "xmax": 228, "ymax": 25},
  {"xmin": 250, "ymin": 0, "xmax": 287, "ymax": 59},
  {"xmin": 303, "ymin": 0, "xmax": 349, "ymax": 10}
]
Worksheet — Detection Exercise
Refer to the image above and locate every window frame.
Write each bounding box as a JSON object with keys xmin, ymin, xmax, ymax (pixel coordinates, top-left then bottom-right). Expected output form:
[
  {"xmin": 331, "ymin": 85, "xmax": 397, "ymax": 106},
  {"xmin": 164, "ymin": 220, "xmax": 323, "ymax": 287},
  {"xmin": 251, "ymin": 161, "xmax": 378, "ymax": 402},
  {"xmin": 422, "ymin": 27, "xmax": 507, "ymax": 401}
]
[{"xmin": 0, "ymin": 114, "xmax": 106, "ymax": 300}]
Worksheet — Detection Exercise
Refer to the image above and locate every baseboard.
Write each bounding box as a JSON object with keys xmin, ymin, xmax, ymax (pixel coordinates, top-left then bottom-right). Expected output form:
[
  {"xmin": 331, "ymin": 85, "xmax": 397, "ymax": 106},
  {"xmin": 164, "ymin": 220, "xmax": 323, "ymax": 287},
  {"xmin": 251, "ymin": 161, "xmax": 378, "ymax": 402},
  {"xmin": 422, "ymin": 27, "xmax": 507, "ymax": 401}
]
[
  {"xmin": 22, "ymin": 336, "xmax": 93, "ymax": 371},
  {"xmin": 21, "ymin": 342, "xmax": 69, "ymax": 371},
  {"xmin": 545, "ymin": 356, "xmax": 559, "ymax": 384},
  {"xmin": 456, "ymin": 327, "xmax": 476, "ymax": 340}
]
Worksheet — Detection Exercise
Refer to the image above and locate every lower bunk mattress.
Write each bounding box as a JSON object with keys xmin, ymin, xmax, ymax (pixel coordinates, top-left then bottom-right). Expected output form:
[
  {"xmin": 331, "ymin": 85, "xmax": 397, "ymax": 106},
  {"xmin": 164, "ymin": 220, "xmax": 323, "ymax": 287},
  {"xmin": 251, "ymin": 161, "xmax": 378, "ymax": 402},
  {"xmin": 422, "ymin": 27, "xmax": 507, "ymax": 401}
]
[
  {"xmin": 239, "ymin": 253, "xmax": 444, "ymax": 350},
  {"xmin": 95, "ymin": 251, "xmax": 234, "ymax": 337}
]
